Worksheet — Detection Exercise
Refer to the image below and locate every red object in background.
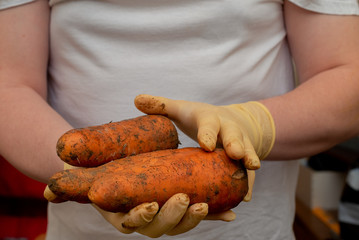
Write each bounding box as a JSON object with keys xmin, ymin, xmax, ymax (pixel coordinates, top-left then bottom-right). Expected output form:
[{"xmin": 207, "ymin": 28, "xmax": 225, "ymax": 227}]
[
  {"xmin": 0, "ymin": 156, "xmax": 46, "ymax": 198},
  {"xmin": 0, "ymin": 215, "xmax": 47, "ymax": 240},
  {"xmin": 0, "ymin": 156, "xmax": 48, "ymax": 240}
]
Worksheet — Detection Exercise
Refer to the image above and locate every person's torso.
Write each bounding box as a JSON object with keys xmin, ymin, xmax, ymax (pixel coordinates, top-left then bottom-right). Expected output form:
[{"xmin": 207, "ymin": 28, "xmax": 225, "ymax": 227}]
[
  {"xmin": 47, "ymin": 0, "xmax": 294, "ymax": 129},
  {"xmin": 46, "ymin": 1, "xmax": 298, "ymax": 239}
]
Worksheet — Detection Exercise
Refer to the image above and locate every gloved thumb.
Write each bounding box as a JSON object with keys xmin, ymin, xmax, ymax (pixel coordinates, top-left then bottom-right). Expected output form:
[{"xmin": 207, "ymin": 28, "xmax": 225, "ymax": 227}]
[
  {"xmin": 134, "ymin": 94, "xmax": 220, "ymax": 151},
  {"xmin": 135, "ymin": 94, "xmax": 174, "ymax": 116}
]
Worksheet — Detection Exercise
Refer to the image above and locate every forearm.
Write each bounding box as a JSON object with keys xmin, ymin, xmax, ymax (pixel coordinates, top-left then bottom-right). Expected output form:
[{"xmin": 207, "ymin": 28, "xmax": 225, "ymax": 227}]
[
  {"xmin": 262, "ymin": 2, "xmax": 359, "ymax": 160},
  {"xmin": 0, "ymin": 86, "xmax": 72, "ymax": 183},
  {"xmin": 262, "ymin": 64, "xmax": 359, "ymax": 160},
  {"xmin": 0, "ymin": 0, "xmax": 68, "ymax": 183}
]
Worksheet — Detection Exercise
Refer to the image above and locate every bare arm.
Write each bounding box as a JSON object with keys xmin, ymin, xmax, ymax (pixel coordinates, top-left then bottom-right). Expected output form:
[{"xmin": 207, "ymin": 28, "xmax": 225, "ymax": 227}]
[
  {"xmin": 262, "ymin": 1, "xmax": 359, "ymax": 160},
  {"xmin": 0, "ymin": 0, "xmax": 72, "ymax": 183}
]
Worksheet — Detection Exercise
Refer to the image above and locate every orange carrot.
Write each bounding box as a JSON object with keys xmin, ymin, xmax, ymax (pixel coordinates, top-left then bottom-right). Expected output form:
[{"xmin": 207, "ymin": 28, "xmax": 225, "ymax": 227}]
[
  {"xmin": 48, "ymin": 148, "xmax": 248, "ymax": 214},
  {"xmin": 56, "ymin": 115, "xmax": 179, "ymax": 167},
  {"xmin": 47, "ymin": 158, "xmax": 130, "ymax": 202}
]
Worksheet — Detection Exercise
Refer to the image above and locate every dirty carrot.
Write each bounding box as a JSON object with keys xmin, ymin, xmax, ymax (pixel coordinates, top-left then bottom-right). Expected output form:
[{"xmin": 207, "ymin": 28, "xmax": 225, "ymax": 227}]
[
  {"xmin": 47, "ymin": 159, "xmax": 126, "ymax": 202},
  {"xmin": 48, "ymin": 147, "xmax": 248, "ymax": 214},
  {"xmin": 56, "ymin": 115, "xmax": 179, "ymax": 167}
]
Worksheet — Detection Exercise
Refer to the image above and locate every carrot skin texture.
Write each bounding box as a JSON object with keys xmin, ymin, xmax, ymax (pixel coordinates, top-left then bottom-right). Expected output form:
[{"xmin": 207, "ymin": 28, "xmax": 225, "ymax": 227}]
[
  {"xmin": 90, "ymin": 148, "xmax": 248, "ymax": 213},
  {"xmin": 48, "ymin": 160, "xmax": 126, "ymax": 202},
  {"xmin": 49, "ymin": 148, "xmax": 248, "ymax": 214},
  {"xmin": 56, "ymin": 115, "xmax": 179, "ymax": 167}
]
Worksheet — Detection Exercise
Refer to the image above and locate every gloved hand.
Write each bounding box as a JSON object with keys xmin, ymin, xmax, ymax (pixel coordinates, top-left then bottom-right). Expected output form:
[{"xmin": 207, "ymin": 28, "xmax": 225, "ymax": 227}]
[
  {"xmin": 134, "ymin": 94, "xmax": 276, "ymax": 201},
  {"xmin": 93, "ymin": 193, "xmax": 235, "ymax": 237},
  {"xmin": 93, "ymin": 193, "xmax": 212, "ymax": 237},
  {"xmin": 44, "ymin": 163, "xmax": 235, "ymax": 238}
]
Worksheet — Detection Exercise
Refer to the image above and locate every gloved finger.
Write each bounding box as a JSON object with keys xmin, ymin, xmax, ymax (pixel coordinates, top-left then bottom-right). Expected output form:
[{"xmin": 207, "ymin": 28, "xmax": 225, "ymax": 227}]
[
  {"xmin": 219, "ymin": 121, "xmax": 246, "ymax": 160},
  {"xmin": 204, "ymin": 210, "xmax": 236, "ymax": 222},
  {"xmin": 241, "ymin": 137, "xmax": 261, "ymax": 170},
  {"xmin": 43, "ymin": 185, "xmax": 67, "ymax": 203},
  {"xmin": 166, "ymin": 203, "xmax": 208, "ymax": 236},
  {"xmin": 243, "ymin": 170, "xmax": 255, "ymax": 202},
  {"xmin": 134, "ymin": 94, "xmax": 178, "ymax": 116},
  {"xmin": 196, "ymin": 112, "xmax": 220, "ymax": 152},
  {"xmin": 93, "ymin": 202, "xmax": 159, "ymax": 234},
  {"xmin": 134, "ymin": 94, "xmax": 203, "ymax": 141},
  {"xmin": 137, "ymin": 193, "xmax": 190, "ymax": 238},
  {"xmin": 64, "ymin": 162, "xmax": 79, "ymax": 170},
  {"xmin": 219, "ymin": 123, "xmax": 260, "ymax": 170}
]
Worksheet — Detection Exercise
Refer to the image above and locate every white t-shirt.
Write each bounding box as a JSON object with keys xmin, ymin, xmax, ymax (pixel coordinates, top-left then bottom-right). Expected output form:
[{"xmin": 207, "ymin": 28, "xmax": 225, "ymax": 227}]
[{"xmin": 1, "ymin": 0, "xmax": 358, "ymax": 239}]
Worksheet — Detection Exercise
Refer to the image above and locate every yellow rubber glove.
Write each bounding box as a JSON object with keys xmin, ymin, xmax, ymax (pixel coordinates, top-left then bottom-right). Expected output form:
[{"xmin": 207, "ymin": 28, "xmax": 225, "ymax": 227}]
[
  {"xmin": 134, "ymin": 94, "xmax": 276, "ymax": 201},
  {"xmin": 93, "ymin": 193, "xmax": 211, "ymax": 237},
  {"xmin": 44, "ymin": 164, "xmax": 235, "ymax": 238}
]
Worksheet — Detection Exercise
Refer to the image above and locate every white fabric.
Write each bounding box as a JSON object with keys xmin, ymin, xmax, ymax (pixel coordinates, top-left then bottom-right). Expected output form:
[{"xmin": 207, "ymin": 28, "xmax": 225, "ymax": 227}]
[
  {"xmin": 46, "ymin": 1, "xmax": 297, "ymax": 239},
  {"xmin": 288, "ymin": 0, "xmax": 359, "ymax": 15},
  {"xmin": 338, "ymin": 168, "xmax": 359, "ymax": 226},
  {"xmin": 2, "ymin": 0, "xmax": 359, "ymax": 13},
  {"xmin": 0, "ymin": 0, "xmax": 35, "ymax": 9},
  {"xmin": 44, "ymin": 0, "xmax": 357, "ymax": 239},
  {"xmin": 339, "ymin": 202, "xmax": 359, "ymax": 225},
  {"xmin": 347, "ymin": 168, "xmax": 359, "ymax": 191}
]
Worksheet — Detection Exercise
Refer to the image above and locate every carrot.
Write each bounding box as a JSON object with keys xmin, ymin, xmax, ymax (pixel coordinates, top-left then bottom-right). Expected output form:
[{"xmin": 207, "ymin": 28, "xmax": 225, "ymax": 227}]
[
  {"xmin": 47, "ymin": 159, "xmax": 129, "ymax": 202},
  {"xmin": 56, "ymin": 115, "xmax": 179, "ymax": 167},
  {"xmin": 48, "ymin": 148, "xmax": 248, "ymax": 214}
]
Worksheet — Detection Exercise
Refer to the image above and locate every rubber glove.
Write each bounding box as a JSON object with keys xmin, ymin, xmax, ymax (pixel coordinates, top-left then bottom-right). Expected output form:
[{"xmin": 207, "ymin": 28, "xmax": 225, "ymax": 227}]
[
  {"xmin": 93, "ymin": 193, "xmax": 211, "ymax": 237},
  {"xmin": 44, "ymin": 164, "xmax": 235, "ymax": 238},
  {"xmin": 134, "ymin": 94, "xmax": 276, "ymax": 201}
]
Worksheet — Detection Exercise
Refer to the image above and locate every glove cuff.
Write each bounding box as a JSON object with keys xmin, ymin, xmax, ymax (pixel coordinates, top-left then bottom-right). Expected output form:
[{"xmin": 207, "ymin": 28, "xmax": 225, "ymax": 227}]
[{"xmin": 230, "ymin": 101, "xmax": 276, "ymax": 160}]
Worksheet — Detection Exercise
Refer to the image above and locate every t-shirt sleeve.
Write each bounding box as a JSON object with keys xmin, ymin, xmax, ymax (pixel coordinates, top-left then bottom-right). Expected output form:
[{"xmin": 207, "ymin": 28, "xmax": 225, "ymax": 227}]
[
  {"xmin": 0, "ymin": 0, "xmax": 36, "ymax": 10},
  {"xmin": 288, "ymin": 0, "xmax": 359, "ymax": 15}
]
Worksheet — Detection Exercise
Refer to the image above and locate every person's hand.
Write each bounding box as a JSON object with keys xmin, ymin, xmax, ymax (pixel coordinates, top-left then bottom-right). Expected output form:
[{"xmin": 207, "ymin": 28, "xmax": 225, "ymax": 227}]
[
  {"xmin": 94, "ymin": 193, "xmax": 209, "ymax": 237},
  {"xmin": 93, "ymin": 193, "xmax": 236, "ymax": 237},
  {"xmin": 94, "ymin": 193, "xmax": 235, "ymax": 237},
  {"xmin": 44, "ymin": 164, "xmax": 235, "ymax": 238},
  {"xmin": 44, "ymin": 187, "xmax": 235, "ymax": 237},
  {"xmin": 134, "ymin": 94, "xmax": 276, "ymax": 201}
]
